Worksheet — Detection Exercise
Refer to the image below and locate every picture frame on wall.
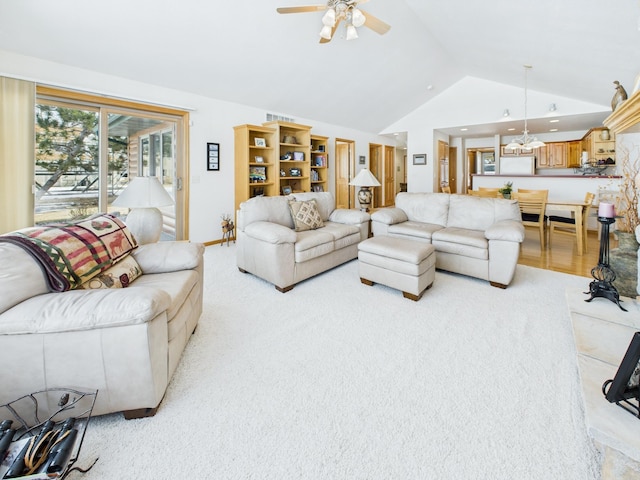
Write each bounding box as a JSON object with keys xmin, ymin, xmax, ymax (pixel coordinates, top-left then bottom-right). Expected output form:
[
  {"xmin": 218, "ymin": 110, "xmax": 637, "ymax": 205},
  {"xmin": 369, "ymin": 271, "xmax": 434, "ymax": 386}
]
[
  {"xmin": 359, "ymin": 155, "xmax": 366, "ymax": 165},
  {"xmin": 413, "ymin": 153, "xmax": 427, "ymax": 165},
  {"xmin": 207, "ymin": 142, "xmax": 220, "ymax": 171}
]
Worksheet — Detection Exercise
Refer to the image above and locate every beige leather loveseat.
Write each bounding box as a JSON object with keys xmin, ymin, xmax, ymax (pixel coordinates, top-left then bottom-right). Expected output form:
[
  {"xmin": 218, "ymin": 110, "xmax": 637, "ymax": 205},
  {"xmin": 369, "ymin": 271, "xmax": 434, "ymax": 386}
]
[
  {"xmin": 236, "ymin": 192, "xmax": 369, "ymax": 292},
  {"xmin": 0, "ymin": 226, "xmax": 204, "ymax": 419},
  {"xmin": 371, "ymin": 192, "xmax": 524, "ymax": 288}
]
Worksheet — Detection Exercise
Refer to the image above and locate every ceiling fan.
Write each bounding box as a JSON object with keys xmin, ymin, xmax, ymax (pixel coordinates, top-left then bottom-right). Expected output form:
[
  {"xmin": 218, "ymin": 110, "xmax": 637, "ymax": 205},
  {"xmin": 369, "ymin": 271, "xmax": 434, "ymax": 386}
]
[{"xmin": 277, "ymin": 0, "xmax": 391, "ymax": 43}]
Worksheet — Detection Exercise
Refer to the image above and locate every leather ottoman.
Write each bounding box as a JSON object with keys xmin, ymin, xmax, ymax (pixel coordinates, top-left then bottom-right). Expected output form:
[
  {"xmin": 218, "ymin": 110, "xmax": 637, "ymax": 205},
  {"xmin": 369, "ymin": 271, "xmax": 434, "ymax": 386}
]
[{"xmin": 358, "ymin": 236, "xmax": 436, "ymax": 301}]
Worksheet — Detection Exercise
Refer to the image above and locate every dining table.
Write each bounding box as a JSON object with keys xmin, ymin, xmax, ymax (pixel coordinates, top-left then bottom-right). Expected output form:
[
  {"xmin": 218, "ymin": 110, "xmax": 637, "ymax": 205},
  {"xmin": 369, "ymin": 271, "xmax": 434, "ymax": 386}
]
[{"xmin": 545, "ymin": 199, "xmax": 593, "ymax": 255}]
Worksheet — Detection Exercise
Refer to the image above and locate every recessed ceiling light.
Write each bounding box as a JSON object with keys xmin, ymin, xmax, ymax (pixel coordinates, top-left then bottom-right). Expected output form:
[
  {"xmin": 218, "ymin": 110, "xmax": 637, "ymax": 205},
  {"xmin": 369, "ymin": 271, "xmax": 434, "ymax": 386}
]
[
  {"xmin": 550, "ymin": 128, "xmax": 558, "ymax": 132},
  {"xmin": 460, "ymin": 128, "xmax": 468, "ymax": 131},
  {"xmin": 549, "ymin": 119, "xmax": 560, "ymax": 123},
  {"xmin": 507, "ymin": 128, "xmax": 516, "ymax": 131}
]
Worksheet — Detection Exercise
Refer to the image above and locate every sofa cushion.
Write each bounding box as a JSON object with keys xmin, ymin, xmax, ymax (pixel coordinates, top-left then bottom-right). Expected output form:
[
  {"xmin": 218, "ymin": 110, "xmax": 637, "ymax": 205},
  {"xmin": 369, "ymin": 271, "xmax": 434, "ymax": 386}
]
[
  {"xmin": 388, "ymin": 221, "xmax": 443, "ymax": 241},
  {"xmin": 238, "ymin": 195, "xmax": 294, "ymax": 230},
  {"xmin": 320, "ymin": 222, "xmax": 361, "ymax": 250},
  {"xmin": 0, "ymin": 287, "xmax": 171, "ymax": 334},
  {"xmin": 0, "ymin": 243, "xmax": 49, "ymax": 316},
  {"xmin": 292, "ymin": 192, "xmax": 335, "ymax": 221},
  {"xmin": 395, "ymin": 193, "xmax": 450, "ymax": 226},
  {"xmin": 294, "ymin": 230, "xmax": 335, "ymax": 262},
  {"xmin": 77, "ymin": 254, "xmax": 142, "ymax": 289},
  {"xmin": 132, "ymin": 241, "xmax": 204, "ymax": 273},
  {"xmin": 132, "ymin": 270, "xmax": 199, "ymax": 330},
  {"xmin": 289, "ymin": 199, "xmax": 324, "ymax": 231},
  {"xmin": 432, "ymin": 227, "xmax": 488, "ymax": 259},
  {"xmin": 447, "ymin": 195, "xmax": 520, "ymax": 231}
]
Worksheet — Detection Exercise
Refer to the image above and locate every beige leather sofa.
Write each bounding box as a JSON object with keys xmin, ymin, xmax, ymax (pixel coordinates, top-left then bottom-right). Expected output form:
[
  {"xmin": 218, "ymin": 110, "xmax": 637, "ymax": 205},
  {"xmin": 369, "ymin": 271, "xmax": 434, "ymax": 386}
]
[
  {"xmin": 0, "ymin": 240, "xmax": 204, "ymax": 418},
  {"xmin": 236, "ymin": 192, "xmax": 369, "ymax": 292},
  {"xmin": 371, "ymin": 192, "xmax": 525, "ymax": 288}
]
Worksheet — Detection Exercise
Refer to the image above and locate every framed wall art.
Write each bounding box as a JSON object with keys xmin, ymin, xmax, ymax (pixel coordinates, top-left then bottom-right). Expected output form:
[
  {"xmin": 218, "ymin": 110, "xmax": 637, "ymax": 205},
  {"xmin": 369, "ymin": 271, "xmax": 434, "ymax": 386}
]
[
  {"xmin": 359, "ymin": 155, "xmax": 366, "ymax": 165},
  {"xmin": 413, "ymin": 153, "xmax": 427, "ymax": 165},
  {"xmin": 207, "ymin": 142, "xmax": 220, "ymax": 171}
]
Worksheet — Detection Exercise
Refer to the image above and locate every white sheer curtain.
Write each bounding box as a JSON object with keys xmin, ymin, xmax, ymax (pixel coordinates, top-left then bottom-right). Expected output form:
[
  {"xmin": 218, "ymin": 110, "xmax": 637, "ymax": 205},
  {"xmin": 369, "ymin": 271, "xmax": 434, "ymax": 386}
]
[{"xmin": 0, "ymin": 76, "xmax": 35, "ymax": 234}]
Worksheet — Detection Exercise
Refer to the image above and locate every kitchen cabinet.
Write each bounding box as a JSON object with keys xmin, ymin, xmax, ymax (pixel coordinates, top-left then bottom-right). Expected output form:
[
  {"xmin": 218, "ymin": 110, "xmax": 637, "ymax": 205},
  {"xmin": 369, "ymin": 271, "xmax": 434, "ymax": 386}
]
[{"xmin": 567, "ymin": 140, "xmax": 581, "ymax": 168}]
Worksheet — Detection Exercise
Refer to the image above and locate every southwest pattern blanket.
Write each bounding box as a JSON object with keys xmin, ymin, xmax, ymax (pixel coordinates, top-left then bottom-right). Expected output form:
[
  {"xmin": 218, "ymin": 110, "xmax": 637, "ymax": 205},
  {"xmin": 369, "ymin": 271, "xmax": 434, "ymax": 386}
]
[{"xmin": 0, "ymin": 213, "xmax": 137, "ymax": 291}]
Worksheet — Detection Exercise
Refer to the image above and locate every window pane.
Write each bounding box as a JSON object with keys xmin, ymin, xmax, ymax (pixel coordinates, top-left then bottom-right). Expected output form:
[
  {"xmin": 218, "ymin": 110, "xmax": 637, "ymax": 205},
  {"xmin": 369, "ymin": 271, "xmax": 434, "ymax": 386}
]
[{"xmin": 34, "ymin": 104, "xmax": 99, "ymax": 224}]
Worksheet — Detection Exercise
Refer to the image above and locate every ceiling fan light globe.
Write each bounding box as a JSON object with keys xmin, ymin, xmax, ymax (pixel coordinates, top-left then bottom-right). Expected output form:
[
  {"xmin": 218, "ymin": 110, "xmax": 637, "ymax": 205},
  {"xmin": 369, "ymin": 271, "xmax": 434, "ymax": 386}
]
[
  {"xmin": 505, "ymin": 141, "xmax": 521, "ymax": 151},
  {"xmin": 319, "ymin": 25, "xmax": 333, "ymax": 39},
  {"xmin": 351, "ymin": 8, "xmax": 366, "ymax": 27},
  {"xmin": 322, "ymin": 8, "xmax": 336, "ymax": 26},
  {"xmin": 528, "ymin": 139, "xmax": 545, "ymax": 148},
  {"xmin": 346, "ymin": 25, "xmax": 358, "ymax": 40}
]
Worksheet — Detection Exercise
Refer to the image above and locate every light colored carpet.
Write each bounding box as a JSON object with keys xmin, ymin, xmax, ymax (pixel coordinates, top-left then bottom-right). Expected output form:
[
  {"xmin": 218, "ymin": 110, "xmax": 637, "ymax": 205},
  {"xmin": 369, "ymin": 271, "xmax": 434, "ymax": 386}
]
[{"xmin": 70, "ymin": 244, "xmax": 602, "ymax": 480}]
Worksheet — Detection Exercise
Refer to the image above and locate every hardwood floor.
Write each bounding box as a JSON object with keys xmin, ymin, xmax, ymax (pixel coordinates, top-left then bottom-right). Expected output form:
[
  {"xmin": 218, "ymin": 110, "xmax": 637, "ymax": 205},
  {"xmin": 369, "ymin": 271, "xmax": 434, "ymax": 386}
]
[{"xmin": 518, "ymin": 227, "xmax": 616, "ymax": 278}]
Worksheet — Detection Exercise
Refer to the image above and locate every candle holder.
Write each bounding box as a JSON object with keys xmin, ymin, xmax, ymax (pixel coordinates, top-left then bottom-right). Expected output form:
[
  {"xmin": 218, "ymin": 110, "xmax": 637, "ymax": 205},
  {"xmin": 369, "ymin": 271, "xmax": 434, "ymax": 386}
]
[{"xmin": 585, "ymin": 216, "xmax": 627, "ymax": 311}]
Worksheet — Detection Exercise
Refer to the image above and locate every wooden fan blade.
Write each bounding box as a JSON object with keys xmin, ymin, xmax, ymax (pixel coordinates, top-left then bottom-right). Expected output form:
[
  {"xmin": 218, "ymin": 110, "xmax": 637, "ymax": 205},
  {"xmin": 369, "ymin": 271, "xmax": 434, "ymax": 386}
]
[
  {"xmin": 360, "ymin": 8, "xmax": 391, "ymax": 35},
  {"xmin": 277, "ymin": 5, "xmax": 326, "ymax": 14},
  {"xmin": 319, "ymin": 22, "xmax": 339, "ymax": 44}
]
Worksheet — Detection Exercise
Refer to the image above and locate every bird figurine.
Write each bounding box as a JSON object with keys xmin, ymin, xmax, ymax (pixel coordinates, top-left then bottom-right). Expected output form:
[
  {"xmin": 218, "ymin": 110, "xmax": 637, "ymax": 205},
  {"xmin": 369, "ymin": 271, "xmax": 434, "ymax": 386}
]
[{"xmin": 611, "ymin": 80, "xmax": 628, "ymax": 111}]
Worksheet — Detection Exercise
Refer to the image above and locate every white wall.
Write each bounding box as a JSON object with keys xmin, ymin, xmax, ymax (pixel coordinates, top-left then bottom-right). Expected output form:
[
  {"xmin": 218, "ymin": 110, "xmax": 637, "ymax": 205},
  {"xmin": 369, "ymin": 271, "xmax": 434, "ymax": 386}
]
[
  {"xmin": 381, "ymin": 76, "xmax": 611, "ymax": 193},
  {"xmin": 0, "ymin": 50, "xmax": 393, "ymax": 243}
]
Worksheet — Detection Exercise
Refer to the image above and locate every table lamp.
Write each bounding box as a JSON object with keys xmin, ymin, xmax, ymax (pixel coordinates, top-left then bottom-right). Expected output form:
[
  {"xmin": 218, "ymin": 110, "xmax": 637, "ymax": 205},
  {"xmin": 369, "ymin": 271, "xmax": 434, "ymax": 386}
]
[
  {"xmin": 112, "ymin": 176, "xmax": 174, "ymax": 244},
  {"xmin": 349, "ymin": 168, "xmax": 381, "ymax": 212}
]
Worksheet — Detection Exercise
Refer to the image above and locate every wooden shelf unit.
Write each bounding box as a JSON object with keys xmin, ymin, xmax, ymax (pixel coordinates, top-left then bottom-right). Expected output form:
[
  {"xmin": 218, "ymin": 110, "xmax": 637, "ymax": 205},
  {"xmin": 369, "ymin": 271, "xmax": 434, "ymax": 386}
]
[
  {"xmin": 310, "ymin": 135, "xmax": 329, "ymax": 192},
  {"xmin": 264, "ymin": 121, "xmax": 312, "ymax": 195},
  {"xmin": 582, "ymin": 127, "xmax": 615, "ymax": 166},
  {"xmin": 233, "ymin": 124, "xmax": 277, "ymax": 214}
]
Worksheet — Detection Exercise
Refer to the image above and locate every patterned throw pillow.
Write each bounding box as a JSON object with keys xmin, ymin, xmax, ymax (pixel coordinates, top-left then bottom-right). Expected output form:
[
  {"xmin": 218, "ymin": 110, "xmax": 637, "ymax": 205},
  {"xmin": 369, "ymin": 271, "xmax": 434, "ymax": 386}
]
[
  {"xmin": 288, "ymin": 199, "xmax": 324, "ymax": 232},
  {"xmin": 77, "ymin": 254, "xmax": 142, "ymax": 289}
]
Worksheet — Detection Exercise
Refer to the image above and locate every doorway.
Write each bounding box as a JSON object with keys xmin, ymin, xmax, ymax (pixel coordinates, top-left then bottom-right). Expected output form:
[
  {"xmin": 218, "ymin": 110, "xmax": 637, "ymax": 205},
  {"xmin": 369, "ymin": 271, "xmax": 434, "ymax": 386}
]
[
  {"xmin": 335, "ymin": 138, "xmax": 355, "ymax": 209},
  {"xmin": 369, "ymin": 143, "xmax": 383, "ymax": 208},
  {"xmin": 384, "ymin": 145, "xmax": 395, "ymax": 205}
]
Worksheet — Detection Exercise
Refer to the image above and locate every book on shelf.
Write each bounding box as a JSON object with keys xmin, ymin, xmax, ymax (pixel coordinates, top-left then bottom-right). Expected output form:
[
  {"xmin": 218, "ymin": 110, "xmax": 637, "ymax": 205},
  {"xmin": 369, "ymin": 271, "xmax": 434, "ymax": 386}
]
[{"xmin": 313, "ymin": 155, "xmax": 326, "ymax": 167}]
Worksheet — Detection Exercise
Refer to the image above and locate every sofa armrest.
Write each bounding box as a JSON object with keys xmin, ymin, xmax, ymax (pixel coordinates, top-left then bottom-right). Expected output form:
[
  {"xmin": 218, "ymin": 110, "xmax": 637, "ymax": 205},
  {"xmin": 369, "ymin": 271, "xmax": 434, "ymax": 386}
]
[
  {"xmin": 133, "ymin": 241, "xmax": 204, "ymax": 274},
  {"xmin": 485, "ymin": 220, "xmax": 525, "ymax": 242},
  {"xmin": 0, "ymin": 287, "xmax": 171, "ymax": 335},
  {"xmin": 244, "ymin": 221, "xmax": 297, "ymax": 244},
  {"xmin": 328, "ymin": 209, "xmax": 370, "ymax": 225},
  {"xmin": 371, "ymin": 208, "xmax": 408, "ymax": 225}
]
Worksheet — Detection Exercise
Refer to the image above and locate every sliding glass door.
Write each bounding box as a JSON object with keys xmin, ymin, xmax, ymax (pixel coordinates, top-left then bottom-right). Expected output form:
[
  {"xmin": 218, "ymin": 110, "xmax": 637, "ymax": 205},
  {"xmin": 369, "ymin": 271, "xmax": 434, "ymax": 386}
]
[{"xmin": 34, "ymin": 90, "xmax": 186, "ymax": 240}]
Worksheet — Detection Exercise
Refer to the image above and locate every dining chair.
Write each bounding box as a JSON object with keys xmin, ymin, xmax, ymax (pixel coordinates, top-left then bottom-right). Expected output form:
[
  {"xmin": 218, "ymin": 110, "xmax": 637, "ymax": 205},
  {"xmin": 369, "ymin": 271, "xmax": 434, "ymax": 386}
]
[
  {"xmin": 548, "ymin": 192, "xmax": 596, "ymax": 253},
  {"xmin": 470, "ymin": 187, "xmax": 501, "ymax": 198},
  {"xmin": 441, "ymin": 185, "xmax": 451, "ymax": 194},
  {"xmin": 513, "ymin": 191, "xmax": 548, "ymax": 248}
]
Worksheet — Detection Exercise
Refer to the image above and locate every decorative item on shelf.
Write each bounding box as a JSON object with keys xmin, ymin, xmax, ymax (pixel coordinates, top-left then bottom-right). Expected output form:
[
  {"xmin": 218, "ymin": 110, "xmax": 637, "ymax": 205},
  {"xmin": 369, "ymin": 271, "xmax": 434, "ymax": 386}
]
[
  {"xmin": 282, "ymin": 135, "xmax": 298, "ymax": 144},
  {"xmin": 254, "ymin": 156, "xmax": 264, "ymax": 163},
  {"xmin": 601, "ymin": 129, "xmax": 611, "ymax": 141},
  {"xmin": 293, "ymin": 151, "xmax": 304, "ymax": 161},
  {"xmin": 254, "ymin": 137, "xmax": 267, "ymax": 147},
  {"xmin": 505, "ymin": 65, "xmax": 545, "ymax": 151},
  {"xmin": 281, "ymin": 185, "xmax": 292, "ymax": 195},
  {"xmin": 280, "ymin": 168, "xmax": 286, "ymax": 177},
  {"xmin": 498, "ymin": 181, "xmax": 513, "ymax": 199},
  {"xmin": 289, "ymin": 168, "xmax": 302, "ymax": 177},
  {"xmin": 280, "ymin": 152, "xmax": 292, "ymax": 160},
  {"xmin": 573, "ymin": 161, "xmax": 609, "ymax": 175},
  {"xmin": 220, "ymin": 214, "xmax": 235, "ymax": 247},
  {"xmin": 314, "ymin": 155, "xmax": 326, "ymax": 166},
  {"xmin": 249, "ymin": 166, "xmax": 266, "ymax": 183},
  {"xmin": 111, "ymin": 176, "xmax": 174, "ymax": 245},
  {"xmin": 349, "ymin": 168, "xmax": 381, "ymax": 212},
  {"xmin": 611, "ymin": 80, "xmax": 628, "ymax": 112}
]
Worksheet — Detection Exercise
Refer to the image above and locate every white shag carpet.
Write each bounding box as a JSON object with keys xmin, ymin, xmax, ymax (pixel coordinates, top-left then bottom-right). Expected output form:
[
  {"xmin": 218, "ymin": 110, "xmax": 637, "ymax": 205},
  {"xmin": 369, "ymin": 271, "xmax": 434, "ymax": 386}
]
[{"xmin": 69, "ymin": 244, "xmax": 602, "ymax": 480}]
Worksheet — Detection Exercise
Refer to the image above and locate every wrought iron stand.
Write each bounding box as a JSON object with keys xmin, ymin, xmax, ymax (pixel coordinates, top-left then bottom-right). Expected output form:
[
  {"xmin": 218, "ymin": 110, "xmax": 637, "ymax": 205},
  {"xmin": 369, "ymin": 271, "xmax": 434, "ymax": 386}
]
[{"xmin": 585, "ymin": 216, "xmax": 627, "ymax": 311}]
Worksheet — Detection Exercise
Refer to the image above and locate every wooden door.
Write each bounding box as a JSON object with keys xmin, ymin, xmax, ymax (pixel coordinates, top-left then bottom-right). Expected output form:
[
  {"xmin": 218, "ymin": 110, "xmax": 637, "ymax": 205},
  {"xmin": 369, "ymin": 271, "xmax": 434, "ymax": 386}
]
[
  {"xmin": 369, "ymin": 144, "xmax": 383, "ymax": 208},
  {"xmin": 335, "ymin": 139, "xmax": 354, "ymax": 209},
  {"xmin": 384, "ymin": 145, "xmax": 395, "ymax": 205},
  {"xmin": 438, "ymin": 140, "xmax": 449, "ymax": 192},
  {"xmin": 448, "ymin": 146, "xmax": 457, "ymax": 193}
]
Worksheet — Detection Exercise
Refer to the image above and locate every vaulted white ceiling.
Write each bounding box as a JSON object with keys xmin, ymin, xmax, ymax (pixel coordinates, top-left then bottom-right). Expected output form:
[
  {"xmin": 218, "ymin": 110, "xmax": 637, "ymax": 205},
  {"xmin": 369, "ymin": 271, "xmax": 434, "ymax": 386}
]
[{"xmin": 0, "ymin": 0, "xmax": 638, "ymax": 136}]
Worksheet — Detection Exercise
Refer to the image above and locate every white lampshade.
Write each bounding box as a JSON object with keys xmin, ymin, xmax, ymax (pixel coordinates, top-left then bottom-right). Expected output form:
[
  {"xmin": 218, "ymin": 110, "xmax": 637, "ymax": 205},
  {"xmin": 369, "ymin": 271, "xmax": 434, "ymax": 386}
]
[
  {"xmin": 319, "ymin": 24, "xmax": 333, "ymax": 39},
  {"xmin": 112, "ymin": 176, "xmax": 174, "ymax": 244},
  {"xmin": 349, "ymin": 168, "xmax": 381, "ymax": 187},
  {"xmin": 346, "ymin": 24, "xmax": 358, "ymax": 40},
  {"xmin": 322, "ymin": 8, "xmax": 336, "ymax": 26},
  {"xmin": 351, "ymin": 8, "xmax": 366, "ymax": 27},
  {"xmin": 112, "ymin": 176, "xmax": 174, "ymax": 208}
]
